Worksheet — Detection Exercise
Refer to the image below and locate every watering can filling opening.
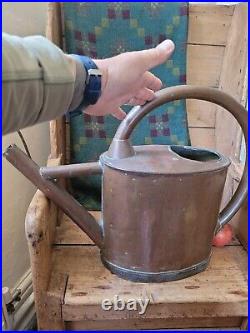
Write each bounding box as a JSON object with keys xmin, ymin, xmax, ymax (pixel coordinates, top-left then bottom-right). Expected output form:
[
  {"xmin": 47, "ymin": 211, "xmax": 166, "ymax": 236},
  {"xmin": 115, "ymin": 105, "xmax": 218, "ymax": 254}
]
[
  {"xmin": 170, "ymin": 145, "xmax": 221, "ymax": 162},
  {"xmin": 100, "ymin": 144, "xmax": 231, "ymax": 176}
]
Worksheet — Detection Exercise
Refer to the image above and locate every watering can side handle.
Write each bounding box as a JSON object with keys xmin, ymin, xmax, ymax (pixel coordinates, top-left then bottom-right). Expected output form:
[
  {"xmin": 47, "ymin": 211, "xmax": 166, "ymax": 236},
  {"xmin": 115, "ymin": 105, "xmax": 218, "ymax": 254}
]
[{"xmin": 111, "ymin": 85, "xmax": 248, "ymax": 232}]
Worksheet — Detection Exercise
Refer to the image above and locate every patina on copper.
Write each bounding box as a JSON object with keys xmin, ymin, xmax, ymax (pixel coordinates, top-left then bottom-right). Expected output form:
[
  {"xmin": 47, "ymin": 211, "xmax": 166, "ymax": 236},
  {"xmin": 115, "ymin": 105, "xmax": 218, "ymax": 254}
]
[{"xmin": 4, "ymin": 85, "xmax": 248, "ymax": 283}]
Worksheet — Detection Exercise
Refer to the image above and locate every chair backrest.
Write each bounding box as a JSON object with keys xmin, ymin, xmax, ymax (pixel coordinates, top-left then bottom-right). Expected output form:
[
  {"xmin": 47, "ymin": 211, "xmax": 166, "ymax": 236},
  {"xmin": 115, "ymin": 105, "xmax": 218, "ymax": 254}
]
[
  {"xmin": 61, "ymin": 2, "xmax": 190, "ymax": 209},
  {"xmin": 46, "ymin": 2, "xmax": 247, "ymax": 228}
]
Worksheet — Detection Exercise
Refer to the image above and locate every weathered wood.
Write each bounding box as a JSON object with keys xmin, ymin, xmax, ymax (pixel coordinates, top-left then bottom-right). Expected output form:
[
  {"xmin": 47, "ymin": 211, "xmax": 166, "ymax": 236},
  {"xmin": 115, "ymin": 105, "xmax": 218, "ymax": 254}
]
[
  {"xmin": 186, "ymin": 4, "xmax": 234, "ymax": 132},
  {"xmin": 215, "ymin": 3, "xmax": 248, "ymax": 155},
  {"xmin": 66, "ymin": 317, "xmax": 242, "ymax": 330},
  {"xmin": 186, "ymin": 44, "xmax": 225, "ymax": 137},
  {"xmin": 25, "ymin": 157, "xmax": 64, "ymax": 330},
  {"xmin": 215, "ymin": 3, "xmax": 248, "ymax": 210},
  {"xmin": 41, "ymin": 272, "xmax": 68, "ymax": 324},
  {"xmin": 46, "ymin": 2, "xmax": 63, "ymax": 48},
  {"xmin": 188, "ymin": 4, "xmax": 234, "ymax": 46},
  {"xmin": 57, "ymin": 245, "xmax": 247, "ymax": 321},
  {"xmin": 187, "ymin": 100, "xmax": 216, "ymax": 128},
  {"xmin": 187, "ymin": 45, "xmax": 224, "ymax": 88},
  {"xmin": 189, "ymin": 128, "xmax": 215, "ymax": 149},
  {"xmin": 186, "ymin": 4, "xmax": 235, "ymax": 132},
  {"xmin": 49, "ymin": 118, "xmax": 66, "ymax": 163},
  {"xmin": 54, "ymin": 213, "xmax": 95, "ymax": 245},
  {"xmin": 46, "ymin": 3, "xmax": 66, "ymax": 162},
  {"xmin": 186, "ymin": 43, "xmax": 225, "ymax": 130}
]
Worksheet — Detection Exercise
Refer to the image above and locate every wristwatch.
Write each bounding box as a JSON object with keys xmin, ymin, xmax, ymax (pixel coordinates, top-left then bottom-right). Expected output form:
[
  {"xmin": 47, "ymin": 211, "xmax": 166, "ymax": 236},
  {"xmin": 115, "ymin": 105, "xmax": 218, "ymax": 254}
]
[{"xmin": 77, "ymin": 56, "xmax": 102, "ymax": 107}]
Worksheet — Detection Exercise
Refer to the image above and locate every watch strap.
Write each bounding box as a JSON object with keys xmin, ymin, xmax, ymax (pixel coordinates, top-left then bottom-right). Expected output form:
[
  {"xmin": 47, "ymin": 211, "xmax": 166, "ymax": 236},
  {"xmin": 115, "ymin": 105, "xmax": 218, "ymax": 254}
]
[{"xmin": 77, "ymin": 56, "xmax": 102, "ymax": 107}]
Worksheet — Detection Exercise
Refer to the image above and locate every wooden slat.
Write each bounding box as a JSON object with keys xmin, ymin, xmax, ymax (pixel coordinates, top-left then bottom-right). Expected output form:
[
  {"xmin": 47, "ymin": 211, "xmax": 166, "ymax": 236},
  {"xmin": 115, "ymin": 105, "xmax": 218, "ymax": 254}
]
[
  {"xmin": 46, "ymin": 2, "xmax": 63, "ymax": 47},
  {"xmin": 187, "ymin": 45, "xmax": 224, "ymax": 87},
  {"xmin": 53, "ymin": 246, "xmax": 247, "ymax": 321},
  {"xmin": 49, "ymin": 119, "xmax": 66, "ymax": 162},
  {"xmin": 215, "ymin": 3, "xmax": 248, "ymax": 156},
  {"xmin": 214, "ymin": 3, "xmax": 248, "ymax": 210},
  {"xmin": 188, "ymin": 4, "xmax": 234, "ymax": 46},
  {"xmin": 186, "ymin": 43, "xmax": 225, "ymax": 130},
  {"xmin": 187, "ymin": 100, "xmax": 216, "ymax": 128},
  {"xmin": 66, "ymin": 317, "xmax": 243, "ymax": 330},
  {"xmin": 25, "ymin": 193, "xmax": 64, "ymax": 330},
  {"xmin": 25, "ymin": 156, "xmax": 65, "ymax": 330},
  {"xmin": 46, "ymin": 3, "xmax": 66, "ymax": 161},
  {"xmin": 189, "ymin": 128, "xmax": 215, "ymax": 149},
  {"xmin": 41, "ymin": 272, "xmax": 68, "ymax": 322},
  {"xmin": 54, "ymin": 213, "xmax": 96, "ymax": 245}
]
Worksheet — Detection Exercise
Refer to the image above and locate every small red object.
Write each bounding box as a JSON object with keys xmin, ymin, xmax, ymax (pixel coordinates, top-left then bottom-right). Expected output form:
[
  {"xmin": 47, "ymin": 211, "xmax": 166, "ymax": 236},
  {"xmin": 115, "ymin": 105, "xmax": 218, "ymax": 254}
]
[{"xmin": 212, "ymin": 224, "xmax": 233, "ymax": 247}]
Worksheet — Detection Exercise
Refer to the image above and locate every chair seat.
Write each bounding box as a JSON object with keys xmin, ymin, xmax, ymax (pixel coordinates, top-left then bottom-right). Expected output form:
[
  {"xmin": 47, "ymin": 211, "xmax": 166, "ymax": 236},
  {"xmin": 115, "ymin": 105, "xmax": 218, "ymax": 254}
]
[{"xmin": 44, "ymin": 213, "xmax": 248, "ymax": 330}]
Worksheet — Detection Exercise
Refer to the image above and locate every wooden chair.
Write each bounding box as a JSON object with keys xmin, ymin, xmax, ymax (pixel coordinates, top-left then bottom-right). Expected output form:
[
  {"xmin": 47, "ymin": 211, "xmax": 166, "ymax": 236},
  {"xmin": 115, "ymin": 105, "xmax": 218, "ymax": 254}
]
[{"xmin": 25, "ymin": 3, "xmax": 248, "ymax": 330}]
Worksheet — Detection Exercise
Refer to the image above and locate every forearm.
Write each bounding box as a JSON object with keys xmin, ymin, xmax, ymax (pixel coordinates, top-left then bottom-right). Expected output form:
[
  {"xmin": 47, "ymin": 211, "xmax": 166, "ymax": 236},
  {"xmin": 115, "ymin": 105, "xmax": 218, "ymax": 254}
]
[{"xmin": 2, "ymin": 33, "xmax": 86, "ymax": 134}]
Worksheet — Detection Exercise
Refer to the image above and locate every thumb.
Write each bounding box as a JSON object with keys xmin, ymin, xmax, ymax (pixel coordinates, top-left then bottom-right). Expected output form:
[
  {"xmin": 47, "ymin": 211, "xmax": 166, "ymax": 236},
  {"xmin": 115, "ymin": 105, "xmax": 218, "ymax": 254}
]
[
  {"xmin": 111, "ymin": 107, "xmax": 127, "ymax": 120},
  {"xmin": 139, "ymin": 39, "xmax": 175, "ymax": 71}
]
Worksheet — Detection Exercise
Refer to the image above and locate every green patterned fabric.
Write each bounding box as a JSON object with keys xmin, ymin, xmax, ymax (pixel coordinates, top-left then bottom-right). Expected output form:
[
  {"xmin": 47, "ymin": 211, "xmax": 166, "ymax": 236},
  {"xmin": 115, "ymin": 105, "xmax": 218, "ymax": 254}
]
[{"xmin": 62, "ymin": 2, "xmax": 190, "ymax": 210}]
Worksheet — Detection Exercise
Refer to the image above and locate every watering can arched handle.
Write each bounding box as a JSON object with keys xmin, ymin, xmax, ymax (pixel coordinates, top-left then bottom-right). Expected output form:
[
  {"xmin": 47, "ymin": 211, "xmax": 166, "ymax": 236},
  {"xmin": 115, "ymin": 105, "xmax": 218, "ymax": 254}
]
[{"xmin": 109, "ymin": 85, "xmax": 248, "ymax": 232}]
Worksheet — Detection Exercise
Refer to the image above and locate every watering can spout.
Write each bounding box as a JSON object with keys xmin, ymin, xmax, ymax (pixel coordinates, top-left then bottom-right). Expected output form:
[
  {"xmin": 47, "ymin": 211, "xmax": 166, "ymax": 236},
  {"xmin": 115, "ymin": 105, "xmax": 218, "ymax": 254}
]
[{"xmin": 3, "ymin": 144, "xmax": 104, "ymax": 248}]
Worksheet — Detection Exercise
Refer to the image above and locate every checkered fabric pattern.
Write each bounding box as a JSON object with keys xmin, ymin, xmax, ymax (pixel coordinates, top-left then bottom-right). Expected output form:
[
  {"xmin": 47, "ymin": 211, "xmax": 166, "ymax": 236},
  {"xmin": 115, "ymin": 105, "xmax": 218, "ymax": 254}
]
[{"xmin": 62, "ymin": 2, "xmax": 190, "ymax": 209}]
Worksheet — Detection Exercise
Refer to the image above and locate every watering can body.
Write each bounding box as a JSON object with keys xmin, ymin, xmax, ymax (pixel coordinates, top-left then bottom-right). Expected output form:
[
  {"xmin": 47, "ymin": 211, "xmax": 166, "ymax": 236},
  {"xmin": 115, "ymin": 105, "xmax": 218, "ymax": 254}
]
[
  {"xmin": 4, "ymin": 85, "xmax": 248, "ymax": 283},
  {"xmin": 100, "ymin": 145, "xmax": 230, "ymax": 282}
]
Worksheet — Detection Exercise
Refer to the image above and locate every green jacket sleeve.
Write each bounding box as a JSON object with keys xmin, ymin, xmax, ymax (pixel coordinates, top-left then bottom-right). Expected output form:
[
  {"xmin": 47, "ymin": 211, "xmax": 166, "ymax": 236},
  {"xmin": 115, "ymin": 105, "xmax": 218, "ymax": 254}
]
[{"xmin": 2, "ymin": 33, "xmax": 86, "ymax": 135}]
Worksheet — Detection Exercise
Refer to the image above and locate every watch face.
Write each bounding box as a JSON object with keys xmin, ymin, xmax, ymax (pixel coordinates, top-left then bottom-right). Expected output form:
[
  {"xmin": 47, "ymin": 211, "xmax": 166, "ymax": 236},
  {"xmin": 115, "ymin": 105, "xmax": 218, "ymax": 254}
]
[{"xmin": 88, "ymin": 68, "xmax": 102, "ymax": 77}]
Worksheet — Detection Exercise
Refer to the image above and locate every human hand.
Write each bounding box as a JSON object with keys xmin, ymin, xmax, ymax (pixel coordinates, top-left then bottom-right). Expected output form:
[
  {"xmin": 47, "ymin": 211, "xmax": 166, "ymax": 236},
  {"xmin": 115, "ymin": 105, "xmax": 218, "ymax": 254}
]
[{"xmin": 84, "ymin": 39, "xmax": 175, "ymax": 120}]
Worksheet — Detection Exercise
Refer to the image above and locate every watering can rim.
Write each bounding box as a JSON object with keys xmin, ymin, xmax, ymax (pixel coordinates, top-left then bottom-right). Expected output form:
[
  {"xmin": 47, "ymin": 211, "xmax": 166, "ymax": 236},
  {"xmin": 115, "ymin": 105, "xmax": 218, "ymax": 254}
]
[{"xmin": 100, "ymin": 144, "xmax": 231, "ymax": 175}]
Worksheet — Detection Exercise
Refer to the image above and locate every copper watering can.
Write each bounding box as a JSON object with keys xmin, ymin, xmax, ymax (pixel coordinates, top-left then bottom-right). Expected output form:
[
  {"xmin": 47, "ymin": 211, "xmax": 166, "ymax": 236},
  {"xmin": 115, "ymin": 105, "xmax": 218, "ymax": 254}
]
[{"xmin": 4, "ymin": 85, "xmax": 248, "ymax": 283}]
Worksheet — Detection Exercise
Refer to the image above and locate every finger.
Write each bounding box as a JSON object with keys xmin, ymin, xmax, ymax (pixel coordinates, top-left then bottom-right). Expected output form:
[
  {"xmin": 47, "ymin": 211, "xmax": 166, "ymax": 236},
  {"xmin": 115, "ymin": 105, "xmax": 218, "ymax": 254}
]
[
  {"xmin": 142, "ymin": 72, "xmax": 162, "ymax": 91},
  {"xmin": 111, "ymin": 107, "xmax": 127, "ymax": 120},
  {"xmin": 137, "ymin": 39, "xmax": 175, "ymax": 71},
  {"xmin": 128, "ymin": 97, "xmax": 146, "ymax": 106},
  {"xmin": 136, "ymin": 88, "xmax": 155, "ymax": 101}
]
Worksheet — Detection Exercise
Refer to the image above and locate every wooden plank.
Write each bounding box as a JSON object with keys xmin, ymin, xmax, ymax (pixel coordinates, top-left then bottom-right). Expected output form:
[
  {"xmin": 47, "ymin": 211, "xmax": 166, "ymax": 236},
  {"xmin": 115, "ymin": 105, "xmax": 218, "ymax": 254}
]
[
  {"xmin": 47, "ymin": 245, "xmax": 248, "ymax": 321},
  {"xmin": 46, "ymin": 2, "xmax": 63, "ymax": 48},
  {"xmin": 41, "ymin": 272, "xmax": 68, "ymax": 322},
  {"xmin": 66, "ymin": 317, "xmax": 243, "ymax": 330},
  {"xmin": 186, "ymin": 43, "xmax": 225, "ymax": 130},
  {"xmin": 189, "ymin": 128, "xmax": 215, "ymax": 149},
  {"xmin": 187, "ymin": 100, "xmax": 216, "ymax": 128},
  {"xmin": 49, "ymin": 117, "xmax": 66, "ymax": 162},
  {"xmin": 215, "ymin": 3, "xmax": 247, "ymax": 157},
  {"xmin": 25, "ymin": 157, "xmax": 65, "ymax": 330},
  {"xmin": 187, "ymin": 45, "xmax": 225, "ymax": 87},
  {"xmin": 46, "ymin": 2, "xmax": 66, "ymax": 162},
  {"xmin": 63, "ymin": 301, "xmax": 247, "ymax": 322},
  {"xmin": 54, "ymin": 213, "xmax": 97, "ymax": 245},
  {"xmin": 214, "ymin": 3, "xmax": 248, "ymax": 210},
  {"xmin": 176, "ymin": 42, "xmax": 225, "ymax": 131},
  {"xmin": 188, "ymin": 4, "xmax": 234, "ymax": 46},
  {"xmin": 25, "ymin": 191, "xmax": 64, "ymax": 330}
]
